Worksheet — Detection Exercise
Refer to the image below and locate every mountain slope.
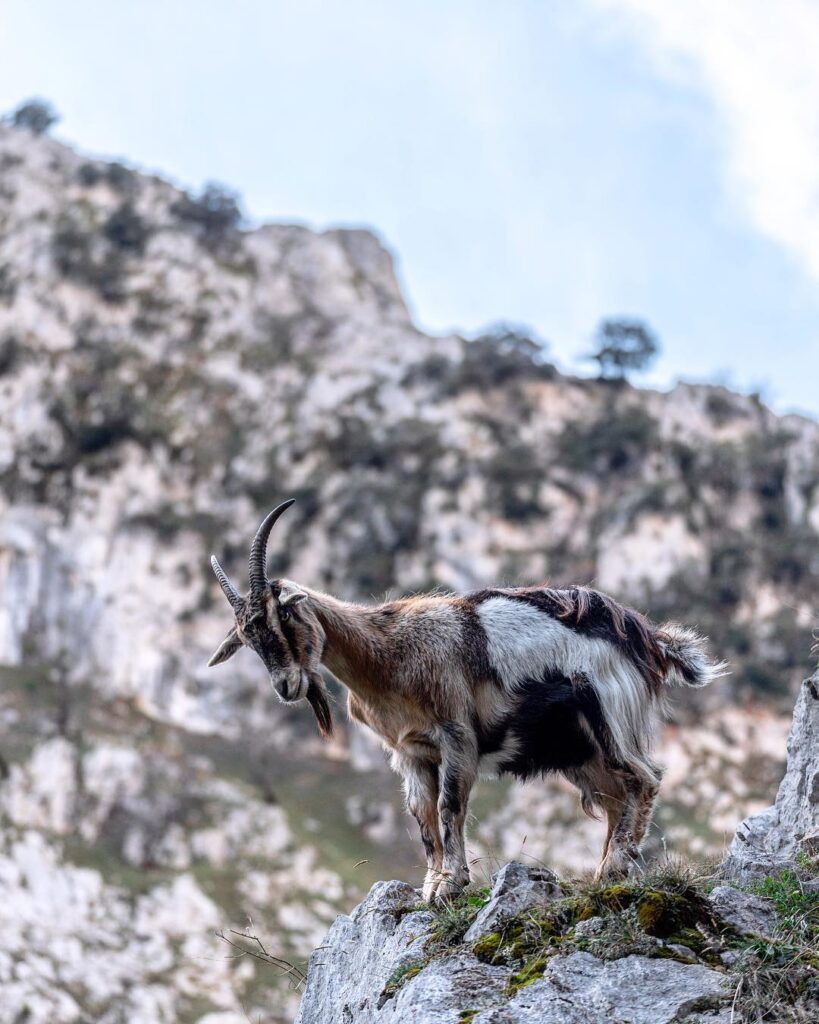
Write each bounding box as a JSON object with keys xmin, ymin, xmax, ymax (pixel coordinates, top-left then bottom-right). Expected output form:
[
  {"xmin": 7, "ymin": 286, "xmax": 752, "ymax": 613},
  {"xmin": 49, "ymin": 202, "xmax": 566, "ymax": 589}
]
[{"xmin": 0, "ymin": 121, "xmax": 817, "ymax": 1023}]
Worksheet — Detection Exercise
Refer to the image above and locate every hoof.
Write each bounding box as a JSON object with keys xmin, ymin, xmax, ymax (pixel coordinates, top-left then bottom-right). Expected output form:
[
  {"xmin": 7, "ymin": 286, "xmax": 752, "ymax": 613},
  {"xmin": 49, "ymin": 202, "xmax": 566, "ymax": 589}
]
[
  {"xmin": 421, "ymin": 870, "xmax": 441, "ymax": 903},
  {"xmin": 596, "ymin": 848, "xmax": 642, "ymax": 880},
  {"xmin": 431, "ymin": 870, "xmax": 469, "ymax": 904}
]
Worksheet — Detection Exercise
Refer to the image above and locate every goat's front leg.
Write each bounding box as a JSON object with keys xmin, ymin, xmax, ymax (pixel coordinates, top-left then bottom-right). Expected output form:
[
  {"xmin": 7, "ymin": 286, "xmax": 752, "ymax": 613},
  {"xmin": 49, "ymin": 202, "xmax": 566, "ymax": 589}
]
[
  {"xmin": 434, "ymin": 722, "xmax": 478, "ymax": 903},
  {"xmin": 394, "ymin": 753, "xmax": 444, "ymax": 901}
]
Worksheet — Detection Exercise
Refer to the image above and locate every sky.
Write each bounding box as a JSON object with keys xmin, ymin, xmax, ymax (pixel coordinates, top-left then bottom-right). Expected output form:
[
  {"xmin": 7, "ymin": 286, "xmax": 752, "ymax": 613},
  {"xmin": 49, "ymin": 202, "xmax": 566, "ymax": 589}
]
[{"xmin": 0, "ymin": 0, "xmax": 817, "ymax": 416}]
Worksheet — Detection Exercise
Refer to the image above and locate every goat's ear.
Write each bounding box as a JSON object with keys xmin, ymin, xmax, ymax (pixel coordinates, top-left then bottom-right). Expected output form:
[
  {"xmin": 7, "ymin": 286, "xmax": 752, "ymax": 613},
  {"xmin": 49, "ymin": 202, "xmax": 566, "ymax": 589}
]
[
  {"xmin": 208, "ymin": 626, "xmax": 242, "ymax": 667},
  {"xmin": 279, "ymin": 580, "xmax": 308, "ymax": 607}
]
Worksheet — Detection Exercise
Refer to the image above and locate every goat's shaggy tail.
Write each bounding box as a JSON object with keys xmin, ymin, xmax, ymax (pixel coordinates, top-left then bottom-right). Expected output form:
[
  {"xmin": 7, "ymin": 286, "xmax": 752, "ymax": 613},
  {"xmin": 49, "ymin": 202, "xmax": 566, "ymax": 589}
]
[{"xmin": 657, "ymin": 623, "xmax": 729, "ymax": 688}]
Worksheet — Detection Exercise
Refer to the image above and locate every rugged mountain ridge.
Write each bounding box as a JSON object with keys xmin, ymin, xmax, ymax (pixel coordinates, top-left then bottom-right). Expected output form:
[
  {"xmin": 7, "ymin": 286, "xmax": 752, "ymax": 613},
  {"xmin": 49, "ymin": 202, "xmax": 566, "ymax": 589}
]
[{"xmin": 0, "ymin": 121, "xmax": 817, "ymax": 1022}]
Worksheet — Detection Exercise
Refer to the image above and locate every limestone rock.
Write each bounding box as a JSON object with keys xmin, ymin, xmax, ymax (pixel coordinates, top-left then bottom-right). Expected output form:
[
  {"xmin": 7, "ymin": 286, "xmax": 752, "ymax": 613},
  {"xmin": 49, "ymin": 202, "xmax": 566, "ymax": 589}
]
[
  {"xmin": 1, "ymin": 108, "xmax": 818, "ymax": 1024},
  {"xmin": 296, "ymin": 876, "xmax": 735, "ymax": 1024},
  {"xmin": 472, "ymin": 952, "xmax": 732, "ymax": 1024},
  {"xmin": 294, "ymin": 880, "xmax": 434, "ymax": 1024},
  {"xmin": 723, "ymin": 672, "xmax": 819, "ymax": 879},
  {"xmin": 707, "ymin": 886, "xmax": 778, "ymax": 938},
  {"xmin": 464, "ymin": 862, "xmax": 562, "ymax": 942},
  {"xmin": 379, "ymin": 953, "xmax": 510, "ymax": 1023}
]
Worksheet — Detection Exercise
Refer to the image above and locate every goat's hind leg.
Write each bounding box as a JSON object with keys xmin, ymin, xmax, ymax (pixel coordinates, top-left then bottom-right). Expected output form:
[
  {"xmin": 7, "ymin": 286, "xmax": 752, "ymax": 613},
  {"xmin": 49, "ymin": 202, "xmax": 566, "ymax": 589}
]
[
  {"xmin": 630, "ymin": 761, "xmax": 663, "ymax": 852},
  {"xmin": 573, "ymin": 759, "xmax": 640, "ymax": 879},
  {"xmin": 598, "ymin": 763, "xmax": 663, "ymax": 878}
]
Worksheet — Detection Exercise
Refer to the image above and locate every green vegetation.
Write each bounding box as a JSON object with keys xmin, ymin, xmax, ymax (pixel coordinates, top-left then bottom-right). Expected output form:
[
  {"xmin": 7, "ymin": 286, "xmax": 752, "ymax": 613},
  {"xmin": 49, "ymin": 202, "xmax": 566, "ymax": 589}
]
[
  {"xmin": 103, "ymin": 202, "xmax": 150, "ymax": 254},
  {"xmin": 51, "ymin": 199, "xmax": 150, "ymax": 301},
  {"xmin": 77, "ymin": 160, "xmax": 137, "ymax": 193},
  {"xmin": 705, "ymin": 389, "xmax": 747, "ymax": 426},
  {"xmin": 0, "ymin": 333, "xmax": 24, "ymax": 376},
  {"xmin": 426, "ymin": 886, "xmax": 491, "ymax": 947},
  {"xmin": 555, "ymin": 402, "xmax": 659, "ymax": 474},
  {"xmin": 53, "ymin": 208, "xmax": 127, "ymax": 302},
  {"xmin": 380, "ymin": 961, "xmax": 427, "ymax": 1001},
  {"xmin": 399, "ymin": 856, "xmax": 810, "ymax": 1015},
  {"xmin": 467, "ymin": 864, "xmax": 723, "ymax": 981},
  {"xmin": 8, "ymin": 97, "xmax": 59, "ymax": 135},
  {"xmin": 171, "ymin": 181, "xmax": 242, "ymax": 244},
  {"xmin": 589, "ymin": 318, "xmax": 659, "ymax": 380},
  {"xmin": 404, "ymin": 323, "xmax": 555, "ymax": 396},
  {"xmin": 731, "ymin": 870, "xmax": 819, "ymax": 1023},
  {"xmin": 408, "ymin": 862, "xmax": 819, "ymax": 1017},
  {"xmin": 307, "ymin": 413, "xmax": 451, "ymax": 593},
  {"xmin": 484, "ymin": 442, "xmax": 545, "ymax": 522}
]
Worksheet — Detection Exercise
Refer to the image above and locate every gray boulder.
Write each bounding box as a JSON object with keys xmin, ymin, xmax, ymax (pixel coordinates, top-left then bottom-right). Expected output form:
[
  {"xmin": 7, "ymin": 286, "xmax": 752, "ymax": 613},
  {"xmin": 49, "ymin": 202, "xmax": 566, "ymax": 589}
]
[
  {"xmin": 296, "ymin": 879, "xmax": 734, "ymax": 1024},
  {"xmin": 294, "ymin": 880, "xmax": 434, "ymax": 1024},
  {"xmin": 379, "ymin": 953, "xmax": 510, "ymax": 1023},
  {"xmin": 465, "ymin": 862, "xmax": 562, "ymax": 942},
  {"xmin": 707, "ymin": 886, "xmax": 778, "ymax": 939},
  {"xmin": 723, "ymin": 671, "xmax": 819, "ymax": 880},
  {"xmin": 471, "ymin": 952, "xmax": 732, "ymax": 1024}
]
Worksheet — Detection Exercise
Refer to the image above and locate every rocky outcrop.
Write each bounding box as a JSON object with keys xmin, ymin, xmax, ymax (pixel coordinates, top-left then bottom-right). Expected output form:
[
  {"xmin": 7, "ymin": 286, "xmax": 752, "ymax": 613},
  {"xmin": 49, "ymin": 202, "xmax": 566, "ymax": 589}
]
[
  {"xmin": 295, "ymin": 868, "xmax": 739, "ymax": 1024},
  {"xmin": 706, "ymin": 886, "xmax": 778, "ymax": 939},
  {"xmin": 723, "ymin": 670, "xmax": 819, "ymax": 879},
  {"xmin": 464, "ymin": 863, "xmax": 562, "ymax": 943}
]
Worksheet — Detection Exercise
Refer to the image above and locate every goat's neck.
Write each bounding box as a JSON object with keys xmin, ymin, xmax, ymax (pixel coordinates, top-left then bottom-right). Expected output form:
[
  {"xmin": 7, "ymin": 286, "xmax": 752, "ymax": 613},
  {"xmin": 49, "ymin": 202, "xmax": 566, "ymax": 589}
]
[{"xmin": 305, "ymin": 588, "xmax": 391, "ymax": 698}]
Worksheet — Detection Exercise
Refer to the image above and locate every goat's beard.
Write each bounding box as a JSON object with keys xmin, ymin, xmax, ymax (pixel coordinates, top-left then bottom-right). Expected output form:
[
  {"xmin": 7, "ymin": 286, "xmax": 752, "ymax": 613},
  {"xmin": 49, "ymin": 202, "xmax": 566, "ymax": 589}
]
[{"xmin": 305, "ymin": 675, "xmax": 334, "ymax": 738}]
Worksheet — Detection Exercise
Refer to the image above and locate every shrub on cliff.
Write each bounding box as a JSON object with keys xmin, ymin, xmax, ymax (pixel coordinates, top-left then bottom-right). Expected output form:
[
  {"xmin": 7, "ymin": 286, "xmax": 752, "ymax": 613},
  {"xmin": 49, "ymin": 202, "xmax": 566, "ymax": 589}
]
[
  {"xmin": 171, "ymin": 182, "xmax": 242, "ymax": 242},
  {"xmin": 8, "ymin": 98, "xmax": 59, "ymax": 135},
  {"xmin": 555, "ymin": 403, "xmax": 659, "ymax": 474},
  {"xmin": 590, "ymin": 318, "xmax": 659, "ymax": 380}
]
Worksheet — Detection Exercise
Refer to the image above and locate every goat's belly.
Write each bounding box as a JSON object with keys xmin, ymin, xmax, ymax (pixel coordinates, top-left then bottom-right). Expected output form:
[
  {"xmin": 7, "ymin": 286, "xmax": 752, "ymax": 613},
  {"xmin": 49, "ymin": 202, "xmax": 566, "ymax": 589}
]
[
  {"xmin": 477, "ymin": 675, "xmax": 599, "ymax": 781},
  {"xmin": 478, "ymin": 736, "xmax": 520, "ymax": 779}
]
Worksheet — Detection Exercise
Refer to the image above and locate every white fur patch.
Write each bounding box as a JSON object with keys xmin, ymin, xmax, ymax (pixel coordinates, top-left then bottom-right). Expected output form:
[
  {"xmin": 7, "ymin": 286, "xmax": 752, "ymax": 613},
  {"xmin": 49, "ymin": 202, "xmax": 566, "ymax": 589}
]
[
  {"xmin": 478, "ymin": 733, "xmax": 521, "ymax": 779},
  {"xmin": 476, "ymin": 596, "xmax": 657, "ymax": 776}
]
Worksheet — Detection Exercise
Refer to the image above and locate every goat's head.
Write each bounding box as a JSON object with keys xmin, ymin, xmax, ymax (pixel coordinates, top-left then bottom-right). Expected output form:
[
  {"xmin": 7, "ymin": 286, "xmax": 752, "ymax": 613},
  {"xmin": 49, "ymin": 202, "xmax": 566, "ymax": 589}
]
[{"xmin": 207, "ymin": 499, "xmax": 333, "ymax": 736}]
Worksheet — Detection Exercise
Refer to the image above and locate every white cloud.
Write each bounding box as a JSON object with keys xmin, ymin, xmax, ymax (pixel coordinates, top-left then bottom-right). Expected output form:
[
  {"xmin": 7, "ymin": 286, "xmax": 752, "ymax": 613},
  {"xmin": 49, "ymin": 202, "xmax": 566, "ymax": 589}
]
[{"xmin": 590, "ymin": 0, "xmax": 819, "ymax": 283}]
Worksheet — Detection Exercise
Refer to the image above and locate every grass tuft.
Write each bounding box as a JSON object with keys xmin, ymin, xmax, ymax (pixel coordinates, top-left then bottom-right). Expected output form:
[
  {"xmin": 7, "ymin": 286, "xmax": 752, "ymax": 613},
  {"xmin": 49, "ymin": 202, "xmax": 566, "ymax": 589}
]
[
  {"xmin": 731, "ymin": 869, "xmax": 819, "ymax": 1022},
  {"xmin": 425, "ymin": 885, "xmax": 492, "ymax": 947}
]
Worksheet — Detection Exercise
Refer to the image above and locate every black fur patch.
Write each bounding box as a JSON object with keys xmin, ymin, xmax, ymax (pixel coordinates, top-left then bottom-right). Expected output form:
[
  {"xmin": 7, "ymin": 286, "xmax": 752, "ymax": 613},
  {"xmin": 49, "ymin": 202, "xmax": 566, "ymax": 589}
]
[
  {"xmin": 484, "ymin": 669, "xmax": 603, "ymax": 780},
  {"xmin": 277, "ymin": 616, "xmax": 298, "ymax": 661},
  {"xmin": 245, "ymin": 619, "xmax": 287, "ymax": 669},
  {"xmin": 306, "ymin": 677, "xmax": 334, "ymax": 737},
  {"xmin": 419, "ymin": 830, "xmax": 437, "ymax": 859}
]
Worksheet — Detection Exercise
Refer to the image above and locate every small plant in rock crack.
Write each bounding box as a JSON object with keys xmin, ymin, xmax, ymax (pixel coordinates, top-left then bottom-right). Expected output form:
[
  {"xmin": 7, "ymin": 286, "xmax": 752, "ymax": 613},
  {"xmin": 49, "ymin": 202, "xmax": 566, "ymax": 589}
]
[{"xmin": 426, "ymin": 886, "xmax": 492, "ymax": 947}]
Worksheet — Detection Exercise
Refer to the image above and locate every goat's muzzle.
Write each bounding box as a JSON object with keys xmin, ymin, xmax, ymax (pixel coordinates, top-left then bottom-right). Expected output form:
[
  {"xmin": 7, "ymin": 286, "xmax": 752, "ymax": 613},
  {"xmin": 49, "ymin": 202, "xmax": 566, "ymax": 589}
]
[{"xmin": 272, "ymin": 667, "xmax": 308, "ymax": 703}]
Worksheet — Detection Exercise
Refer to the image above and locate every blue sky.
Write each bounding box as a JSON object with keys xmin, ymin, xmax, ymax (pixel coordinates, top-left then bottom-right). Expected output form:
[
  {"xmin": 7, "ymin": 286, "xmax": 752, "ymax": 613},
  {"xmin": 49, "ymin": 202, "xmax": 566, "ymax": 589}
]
[{"xmin": 1, "ymin": 0, "xmax": 817, "ymax": 415}]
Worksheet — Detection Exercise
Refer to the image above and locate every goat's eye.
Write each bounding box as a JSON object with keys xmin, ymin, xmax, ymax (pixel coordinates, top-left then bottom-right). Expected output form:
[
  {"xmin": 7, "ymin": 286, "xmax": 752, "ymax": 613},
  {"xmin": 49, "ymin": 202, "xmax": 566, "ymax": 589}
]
[{"xmin": 280, "ymin": 608, "xmax": 290, "ymax": 623}]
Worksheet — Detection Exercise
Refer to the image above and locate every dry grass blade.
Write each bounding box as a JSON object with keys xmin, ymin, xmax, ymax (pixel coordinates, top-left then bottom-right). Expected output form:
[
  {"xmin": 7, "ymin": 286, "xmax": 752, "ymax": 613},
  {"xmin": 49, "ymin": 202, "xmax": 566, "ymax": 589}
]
[{"xmin": 216, "ymin": 928, "xmax": 307, "ymax": 989}]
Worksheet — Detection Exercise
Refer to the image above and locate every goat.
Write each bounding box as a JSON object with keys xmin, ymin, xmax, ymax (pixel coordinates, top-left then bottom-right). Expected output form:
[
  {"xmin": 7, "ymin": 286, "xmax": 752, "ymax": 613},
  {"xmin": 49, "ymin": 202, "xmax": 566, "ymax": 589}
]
[{"xmin": 208, "ymin": 500, "xmax": 726, "ymax": 901}]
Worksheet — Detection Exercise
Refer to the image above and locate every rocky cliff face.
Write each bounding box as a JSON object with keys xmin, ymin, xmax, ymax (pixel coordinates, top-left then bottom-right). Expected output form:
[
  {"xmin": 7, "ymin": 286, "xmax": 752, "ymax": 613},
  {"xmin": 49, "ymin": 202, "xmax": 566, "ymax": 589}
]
[
  {"xmin": 294, "ymin": 858, "xmax": 818, "ymax": 1023},
  {"xmin": 0, "ymin": 121, "xmax": 817, "ymax": 1022},
  {"xmin": 723, "ymin": 671, "xmax": 819, "ymax": 879},
  {"xmin": 296, "ymin": 674, "xmax": 819, "ymax": 1024},
  {"xmin": 1, "ymin": 123, "xmax": 816, "ymax": 717}
]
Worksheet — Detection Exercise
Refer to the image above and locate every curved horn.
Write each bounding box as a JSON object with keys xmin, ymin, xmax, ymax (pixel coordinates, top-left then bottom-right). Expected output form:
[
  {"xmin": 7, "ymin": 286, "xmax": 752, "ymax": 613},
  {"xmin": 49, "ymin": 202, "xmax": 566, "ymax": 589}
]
[
  {"xmin": 248, "ymin": 499, "xmax": 295, "ymax": 596},
  {"xmin": 211, "ymin": 555, "xmax": 244, "ymax": 613}
]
